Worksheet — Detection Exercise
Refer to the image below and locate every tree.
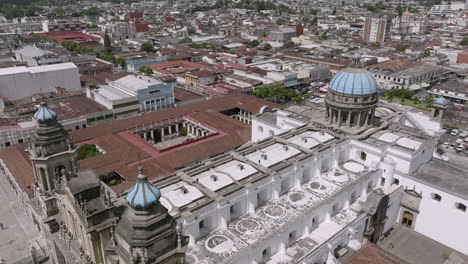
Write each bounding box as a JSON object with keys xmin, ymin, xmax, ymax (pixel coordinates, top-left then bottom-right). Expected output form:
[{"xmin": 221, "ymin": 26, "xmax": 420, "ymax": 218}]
[
  {"xmin": 275, "ymin": 18, "xmax": 285, "ymax": 25},
  {"xmin": 140, "ymin": 42, "xmax": 155, "ymax": 53},
  {"xmin": 263, "ymin": 43, "xmax": 272, "ymax": 50},
  {"xmin": 250, "ymin": 40, "xmax": 260, "ymax": 47},
  {"xmin": 103, "ymin": 30, "xmax": 111, "ymax": 53},
  {"xmin": 319, "ymin": 33, "xmax": 328, "ymax": 40},
  {"xmin": 179, "ymin": 38, "xmax": 192, "ymax": 44},
  {"xmin": 77, "ymin": 144, "xmax": 100, "ymax": 160},
  {"xmin": 139, "ymin": 66, "xmax": 153, "ymax": 75},
  {"xmin": 116, "ymin": 57, "xmax": 126, "ymax": 68},
  {"xmin": 460, "ymin": 37, "xmax": 468, "ymax": 47},
  {"xmin": 396, "ymin": 46, "xmax": 406, "ymax": 52},
  {"xmin": 253, "ymin": 84, "xmax": 301, "ymax": 103},
  {"xmin": 81, "ymin": 7, "xmax": 101, "ymax": 17}
]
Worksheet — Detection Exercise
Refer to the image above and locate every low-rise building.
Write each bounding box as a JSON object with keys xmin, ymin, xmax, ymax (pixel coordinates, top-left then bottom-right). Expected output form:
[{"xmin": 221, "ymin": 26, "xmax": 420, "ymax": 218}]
[
  {"xmin": 185, "ymin": 70, "xmax": 216, "ymax": 87},
  {"xmin": 297, "ymin": 64, "xmax": 332, "ymax": 82},
  {"xmin": 430, "ymin": 3, "xmax": 453, "ymax": 16},
  {"xmin": 428, "ymin": 81, "xmax": 468, "ymax": 105},
  {"xmin": 89, "ymin": 75, "xmax": 174, "ymax": 117},
  {"xmin": 14, "ymin": 45, "xmax": 71, "ymax": 67},
  {"xmin": 0, "ymin": 63, "xmax": 81, "ymax": 101},
  {"xmin": 270, "ymin": 27, "xmax": 296, "ymax": 43},
  {"xmin": 42, "ymin": 19, "xmax": 86, "ymax": 32},
  {"xmin": 266, "ymin": 71, "xmax": 299, "ymax": 88}
]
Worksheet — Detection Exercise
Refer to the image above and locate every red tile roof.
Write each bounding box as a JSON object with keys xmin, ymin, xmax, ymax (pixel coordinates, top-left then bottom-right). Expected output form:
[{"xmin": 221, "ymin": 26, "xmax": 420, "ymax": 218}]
[
  {"xmin": 343, "ymin": 244, "xmax": 411, "ymax": 264},
  {"xmin": 0, "ymin": 94, "xmax": 278, "ymax": 196}
]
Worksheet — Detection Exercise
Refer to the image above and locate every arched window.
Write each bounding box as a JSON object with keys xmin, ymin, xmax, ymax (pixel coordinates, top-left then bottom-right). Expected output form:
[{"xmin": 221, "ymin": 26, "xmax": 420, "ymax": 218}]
[
  {"xmin": 402, "ymin": 211, "xmax": 414, "ymax": 227},
  {"xmin": 360, "ymin": 151, "xmax": 367, "ymax": 161},
  {"xmin": 456, "ymin": 203, "xmax": 466, "ymax": 212},
  {"xmin": 258, "ymin": 126, "xmax": 263, "ymax": 133},
  {"xmin": 55, "ymin": 165, "xmax": 66, "ymax": 178},
  {"xmin": 268, "ymin": 130, "xmax": 274, "ymax": 137}
]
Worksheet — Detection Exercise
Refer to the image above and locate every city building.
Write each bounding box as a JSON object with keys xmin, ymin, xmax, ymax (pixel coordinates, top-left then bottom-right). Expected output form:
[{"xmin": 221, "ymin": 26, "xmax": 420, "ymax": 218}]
[
  {"xmin": 363, "ymin": 16, "xmax": 393, "ymax": 44},
  {"xmin": 430, "ymin": 3, "xmax": 454, "ymax": 16},
  {"xmin": 0, "ymin": 63, "xmax": 81, "ymax": 101},
  {"xmin": 14, "ymin": 45, "xmax": 71, "ymax": 67},
  {"xmin": 297, "ymin": 64, "xmax": 332, "ymax": 82},
  {"xmin": 2, "ymin": 62, "xmax": 468, "ymax": 264},
  {"xmin": 270, "ymin": 27, "xmax": 296, "ymax": 43},
  {"xmin": 103, "ymin": 23, "xmax": 137, "ymax": 43},
  {"xmin": 89, "ymin": 75, "xmax": 174, "ymax": 117},
  {"xmin": 41, "ymin": 20, "xmax": 86, "ymax": 32},
  {"xmin": 369, "ymin": 60, "xmax": 444, "ymax": 90}
]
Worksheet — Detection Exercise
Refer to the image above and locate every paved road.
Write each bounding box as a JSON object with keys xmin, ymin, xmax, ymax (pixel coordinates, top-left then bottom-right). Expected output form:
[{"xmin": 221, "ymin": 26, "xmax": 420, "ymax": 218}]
[{"xmin": 0, "ymin": 172, "xmax": 46, "ymax": 264}]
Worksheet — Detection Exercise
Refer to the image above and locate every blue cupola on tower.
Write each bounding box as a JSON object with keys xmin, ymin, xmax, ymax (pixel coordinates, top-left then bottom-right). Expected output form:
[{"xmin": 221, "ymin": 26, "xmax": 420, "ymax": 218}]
[
  {"xmin": 126, "ymin": 166, "xmax": 161, "ymax": 210},
  {"xmin": 33, "ymin": 102, "xmax": 58, "ymax": 123}
]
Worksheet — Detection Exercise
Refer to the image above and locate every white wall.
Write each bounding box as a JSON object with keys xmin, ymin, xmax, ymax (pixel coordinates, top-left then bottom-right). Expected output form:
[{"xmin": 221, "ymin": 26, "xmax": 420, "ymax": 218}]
[
  {"xmin": 397, "ymin": 175, "xmax": 468, "ymax": 254},
  {"xmin": 0, "ymin": 63, "xmax": 80, "ymax": 101}
]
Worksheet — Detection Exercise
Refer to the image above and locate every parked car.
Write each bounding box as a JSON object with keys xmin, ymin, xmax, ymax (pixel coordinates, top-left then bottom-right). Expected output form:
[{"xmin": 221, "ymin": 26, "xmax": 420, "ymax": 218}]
[
  {"xmin": 456, "ymin": 145, "xmax": 464, "ymax": 152},
  {"xmin": 450, "ymin": 143, "xmax": 457, "ymax": 149},
  {"xmin": 442, "ymin": 142, "xmax": 449, "ymax": 148},
  {"xmin": 460, "ymin": 131, "xmax": 468, "ymax": 138},
  {"xmin": 445, "ymin": 129, "xmax": 452, "ymax": 134},
  {"xmin": 456, "ymin": 139, "xmax": 464, "ymax": 144},
  {"xmin": 451, "ymin": 129, "xmax": 459, "ymax": 136},
  {"xmin": 464, "ymin": 137, "xmax": 468, "ymax": 143}
]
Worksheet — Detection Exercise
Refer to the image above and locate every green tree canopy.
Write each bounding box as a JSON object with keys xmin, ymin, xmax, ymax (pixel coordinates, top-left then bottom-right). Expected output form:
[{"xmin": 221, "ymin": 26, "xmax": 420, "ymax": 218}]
[
  {"xmin": 140, "ymin": 42, "xmax": 155, "ymax": 53},
  {"xmin": 139, "ymin": 66, "xmax": 153, "ymax": 75},
  {"xmin": 77, "ymin": 144, "xmax": 100, "ymax": 160},
  {"xmin": 250, "ymin": 40, "xmax": 260, "ymax": 47},
  {"xmin": 460, "ymin": 37, "xmax": 468, "ymax": 47},
  {"xmin": 263, "ymin": 43, "xmax": 272, "ymax": 50},
  {"xmin": 253, "ymin": 84, "xmax": 302, "ymax": 103},
  {"xmin": 81, "ymin": 7, "xmax": 101, "ymax": 16}
]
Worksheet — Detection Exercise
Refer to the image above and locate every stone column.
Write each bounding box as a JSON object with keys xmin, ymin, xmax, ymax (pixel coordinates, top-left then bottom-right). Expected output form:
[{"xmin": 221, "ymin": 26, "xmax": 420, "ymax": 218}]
[
  {"xmin": 364, "ymin": 111, "xmax": 370, "ymax": 127},
  {"xmin": 161, "ymin": 128, "xmax": 165, "ymax": 141},
  {"xmin": 168, "ymin": 126, "xmax": 172, "ymax": 135},
  {"xmin": 357, "ymin": 111, "xmax": 362, "ymax": 128},
  {"xmin": 329, "ymin": 109, "xmax": 333, "ymax": 124},
  {"xmin": 337, "ymin": 110, "xmax": 342, "ymax": 127},
  {"xmin": 347, "ymin": 111, "xmax": 352, "ymax": 127},
  {"xmin": 175, "ymin": 124, "xmax": 179, "ymax": 133}
]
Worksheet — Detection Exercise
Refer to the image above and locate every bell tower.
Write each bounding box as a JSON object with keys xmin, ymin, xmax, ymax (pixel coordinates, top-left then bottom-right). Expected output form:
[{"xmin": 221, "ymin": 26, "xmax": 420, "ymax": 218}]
[
  {"xmin": 28, "ymin": 102, "xmax": 78, "ymax": 197},
  {"xmin": 107, "ymin": 167, "xmax": 188, "ymax": 264}
]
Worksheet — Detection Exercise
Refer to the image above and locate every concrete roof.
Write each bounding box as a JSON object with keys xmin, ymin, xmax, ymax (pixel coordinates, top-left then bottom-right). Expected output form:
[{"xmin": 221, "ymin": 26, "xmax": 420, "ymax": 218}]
[{"xmin": 411, "ymin": 158, "xmax": 468, "ymax": 200}]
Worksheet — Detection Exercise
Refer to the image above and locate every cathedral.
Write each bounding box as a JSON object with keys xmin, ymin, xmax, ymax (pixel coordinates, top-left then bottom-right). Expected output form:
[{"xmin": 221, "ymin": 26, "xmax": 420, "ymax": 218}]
[{"xmin": 0, "ymin": 59, "xmax": 467, "ymax": 264}]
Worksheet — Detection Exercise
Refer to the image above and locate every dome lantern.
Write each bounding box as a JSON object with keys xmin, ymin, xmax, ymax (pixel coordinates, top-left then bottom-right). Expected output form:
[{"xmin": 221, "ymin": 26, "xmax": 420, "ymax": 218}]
[
  {"xmin": 125, "ymin": 166, "xmax": 161, "ymax": 210},
  {"xmin": 33, "ymin": 102, "xmax": 58, "ymax": 124}
]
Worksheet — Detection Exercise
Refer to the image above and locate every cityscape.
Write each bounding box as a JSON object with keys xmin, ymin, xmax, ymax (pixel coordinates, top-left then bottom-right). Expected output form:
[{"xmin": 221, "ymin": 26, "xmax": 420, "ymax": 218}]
[{"xmin": 0, "ymin": 0, "xmax": 467, "ymax": 263}]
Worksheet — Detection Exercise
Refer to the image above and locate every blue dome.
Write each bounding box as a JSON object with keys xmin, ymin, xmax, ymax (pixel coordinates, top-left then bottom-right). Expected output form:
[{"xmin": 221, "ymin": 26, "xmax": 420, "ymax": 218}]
[
  {"xmin": 435, "ymin": 97, "xmax": 447, "ymax": 105},
  {"xmin": 34, "ymin": 102, "xmax": 57, "ymax": 123},
  {"xmin": 330, "ymin": 68, "xmax": 378, "ymax": 96},
  {"xmin": 126, "ymin": 167, "xmax": 161, "ymax": 210}
]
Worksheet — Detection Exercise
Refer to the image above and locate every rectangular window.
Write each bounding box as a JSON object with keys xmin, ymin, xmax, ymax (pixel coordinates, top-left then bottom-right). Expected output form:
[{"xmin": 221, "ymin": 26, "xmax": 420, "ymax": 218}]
[
  {"xmin": 380, "ymin": 177, "xmax": 386, "ymax": 187},
  {"xmin": 18, "ymin": 139, "xmax": 24, "ymax": 144}
]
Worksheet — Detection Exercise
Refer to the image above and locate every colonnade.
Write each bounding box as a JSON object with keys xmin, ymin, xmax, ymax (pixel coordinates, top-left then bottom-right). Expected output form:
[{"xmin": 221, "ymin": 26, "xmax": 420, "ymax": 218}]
[
  {"xmin": 137, "ymin": 121, "xmax": 213, "ymax": 144},
  {"xmin": 326, "ymin": 106, "xmax": 375, "ymax": 128}
]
